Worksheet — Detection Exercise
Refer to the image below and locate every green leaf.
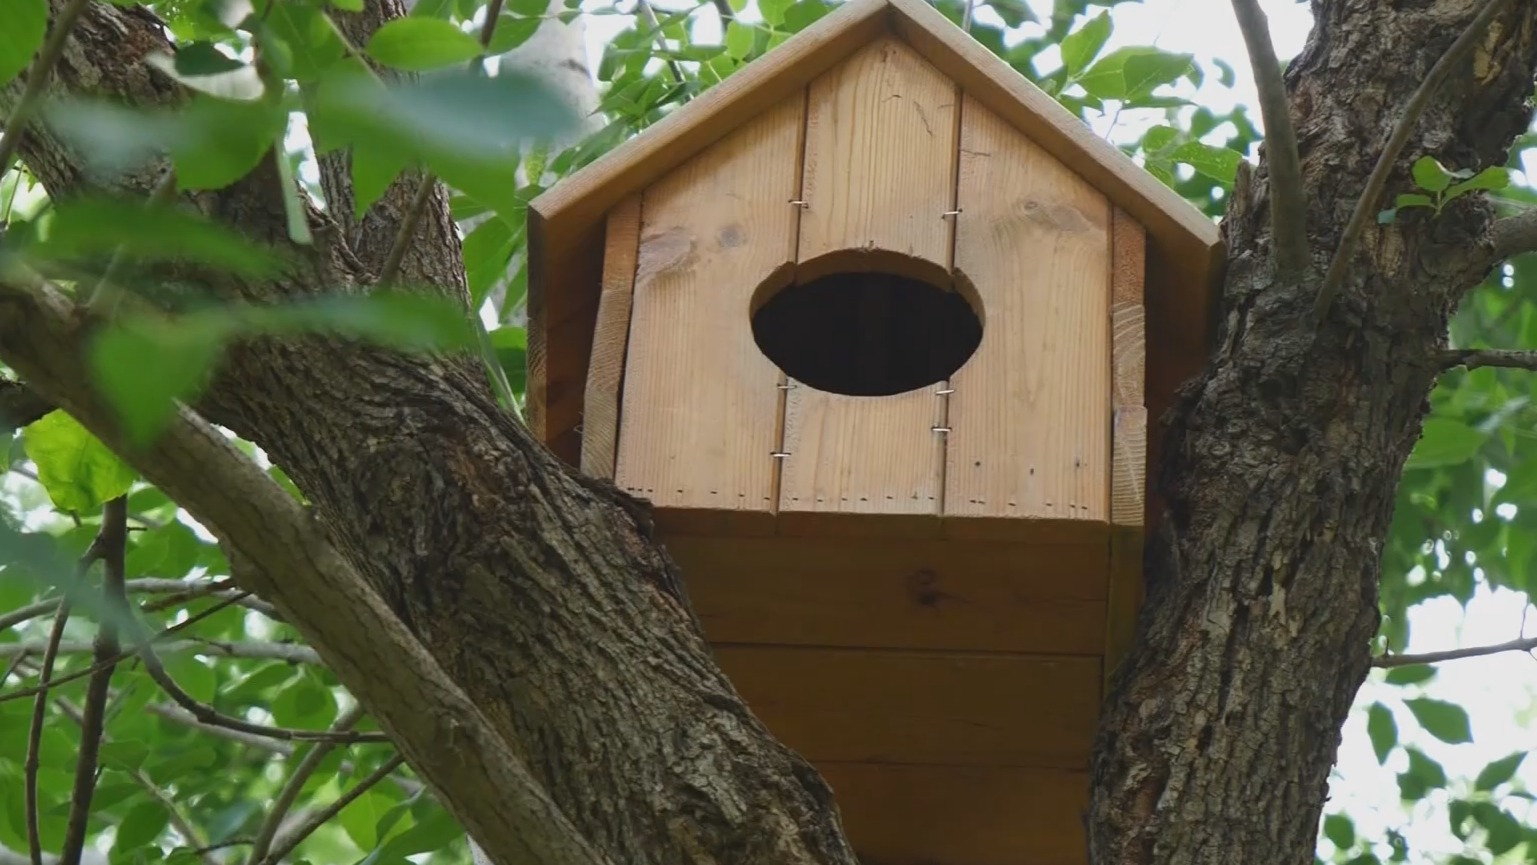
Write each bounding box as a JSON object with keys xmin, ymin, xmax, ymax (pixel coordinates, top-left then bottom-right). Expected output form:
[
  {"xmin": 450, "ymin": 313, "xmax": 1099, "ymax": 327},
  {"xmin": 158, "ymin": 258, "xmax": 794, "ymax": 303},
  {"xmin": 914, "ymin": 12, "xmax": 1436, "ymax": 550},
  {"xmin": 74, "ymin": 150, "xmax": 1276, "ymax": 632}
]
[
  {"xmin": 462, "ymin": 216, "xmax": 518, "ymax": 308},
  {"xmin": 22, "ymin": 411, "xmax": 138, "ymax": 513},
  {"xmin": 115, "ymin": 800, "xmax": 170, "ymax": 850},
  {"xmin": 0, "ymin": 0, "xmax": 48, "ymax": 88},
  {"xmin": 1399, "ymin": 747, "xmax": 1447, "ymax": 799},
  {"xmin": 1412, "ymin": 156, "xmax": 1453, "ymax": 193},
  {"xmin": 1446, "ymin": 166, "xmax": 1511, "ymax": 199},
  {"xmin": 173, "ymin": 95, "xmax": 289, "ymax": 190},
  {"xmin": 1405, "ymin": 697, "xmax": 1473, "ymax": 744},
  {"xmin": 350, "ymin": 145, "xmax": 408, "ymax": 221},
  {"xmin": 31, "ymin": 197, "xmax": 284, "ymax": 277},
  {"xmin": 724, "ymin": 21, "xmax": 755, "ymax": 60},
  {"xmin": 1382, "ymin": 665, "xmax": 1435, "ymax": 686},
  {"xmin": 339, "ymin": 789, "xmax": 394, "ymax": 850},
  {"xmin": 1122, "ymin": 51, "xmax": 1195, "ymax": 100},
  {"xmin": 986, "ymin": 0, "xmax": 1035, "ymax": 28},
  {"xmin": 1366, "ymin": 702, "xmax": 1396, "ymax": 764},
  {"xmin": 783, "ymin": 1, "xmax": 830, "ymax": 32},
  {"xmin": 89, "ymin": 315, "xmax": 232, "ymax": 446},
  {"xmin": 1473, "ymin": 751, "xmax": 1526, "ymax": 791},
  {"xmin": 163, "ymin": 655, "xmax": 218, "ymax": 703},
  {"xmin": 485, "ymin": 16, "xmax": 542, "ymax": 56},
  {"xmin": 125, "ymin": 521, "xmax": 205, "ymax": 579},
  {"xmin": 145, "ymin": 50, "xmax": 265, "ymax": 101},
  {"xmin": 1322, "ymin": 813, "xmax": 1355, "ymax": 850},
  {"xmin": 260, "ymin": 5, "xmax": 347, "ymax": 83},
  {"xmin": 247, "ymin": 293, "xmax": 476, "ymax": 353},
  {"xmin": 270, "ymin": 674, "xmax": 338, "ymax": 728},
  {"xmin": 332, "ymin": 0, "xmax": 364, "ymax": 10},
  {"xmin": 1405, "ymin": 418, "xmax": 1486, "ymax": 470},
  {"xmin": 1060, "ymin": 12, "xmax": 1111, "ymax": 77},
  {"xmin": 1394, "ymin": 193, "xmax": 1435, "ymax": 209},
  {"xmin": 1168, "ymin": 141, "xmax": 1242, "ymax": 184},
  {"xmin": 367, "ymin": 18, "xmax": 484, "ymax": 71}
]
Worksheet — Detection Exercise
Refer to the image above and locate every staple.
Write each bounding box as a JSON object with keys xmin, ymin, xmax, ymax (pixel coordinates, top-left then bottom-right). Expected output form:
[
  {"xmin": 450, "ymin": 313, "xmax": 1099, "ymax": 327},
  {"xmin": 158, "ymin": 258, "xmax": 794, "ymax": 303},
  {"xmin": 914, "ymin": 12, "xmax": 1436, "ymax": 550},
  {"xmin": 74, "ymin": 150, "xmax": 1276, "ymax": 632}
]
[
  {"xmin": 936, "ymin": 387, "xmax": 955, "ymax": 395},
  {"xmin": 931, "ymin": 426, "xmax": 951, "ymax": 433},
  {"xmin": 771, "ymin": 451, "xmax": 792, "ymax": 458},
  {"xmin": 940, "ymin": 209, "xmax": 962, "ymax": 218},
  {"xmin": 788, "ymin": 199, "xmax": 810, "ymax": 208},
  {"xmin": 777, "ymin": 381, "xmax": 798, "ymax": 390}
]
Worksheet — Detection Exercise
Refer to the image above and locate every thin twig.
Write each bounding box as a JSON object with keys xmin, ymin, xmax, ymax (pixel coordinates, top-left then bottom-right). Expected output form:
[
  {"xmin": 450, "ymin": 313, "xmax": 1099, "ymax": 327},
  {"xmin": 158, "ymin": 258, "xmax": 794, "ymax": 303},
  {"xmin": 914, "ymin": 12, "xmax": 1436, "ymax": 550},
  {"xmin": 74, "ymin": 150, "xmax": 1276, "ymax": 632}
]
[
  {"xmin": 0, "ymin": 578, "xmax": 275, "ymax": 633},
  {"xmin": 0, "ymin": 638, "xmax": 322, "ymax": 665},
  {"xmin": 25, "ymin": 594, "xmax": 76, "ymax": 865},
  {"xmin": 1228, "ymin": 0, "xmax": 1308, "ymax": 281},
  {"xmin": 257, "ymin": 755, "xmax": 407, "ymax": 865},
  {"xmin": 0, "ymin": 0, "xmax": 94, "ymax": 173},
  {"xmin": 1314, "ymin": 0, "xmax": 1517, "ymax": 323},
  {"xmin": 0, "ymin": 592, "xmax": 251, "ymax": 704},
  {"xmin": 1374, "ymin": 634, "xmax": 1537, "ymax": 667},
  {"xmin": 634, "ymin": 0, "xmax": 690, "ymax": 87},
  {"xmin": 246, "ymin": 706, "xmax": 367, "ymax": 865},
  {"xmin": 1441, "ymin": 348, "xmax": 1537, "ymax": 371},
  {"xmin": 58, "ymin": 497, "xmax": 128, "ymax": 865}
]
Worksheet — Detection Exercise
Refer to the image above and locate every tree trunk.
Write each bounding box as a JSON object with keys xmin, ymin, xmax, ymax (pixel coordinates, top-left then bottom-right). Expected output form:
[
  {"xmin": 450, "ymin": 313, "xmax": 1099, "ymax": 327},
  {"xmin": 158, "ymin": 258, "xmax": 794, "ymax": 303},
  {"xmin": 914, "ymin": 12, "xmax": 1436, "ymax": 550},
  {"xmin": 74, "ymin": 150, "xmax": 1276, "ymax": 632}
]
[
  {"xmin": 1090, "ymin": 4, "xmax": 1537, "ymax": 865},
  {"xmin": 3, "ymin": 2, "xmax": 1536, "ymax": 865}
]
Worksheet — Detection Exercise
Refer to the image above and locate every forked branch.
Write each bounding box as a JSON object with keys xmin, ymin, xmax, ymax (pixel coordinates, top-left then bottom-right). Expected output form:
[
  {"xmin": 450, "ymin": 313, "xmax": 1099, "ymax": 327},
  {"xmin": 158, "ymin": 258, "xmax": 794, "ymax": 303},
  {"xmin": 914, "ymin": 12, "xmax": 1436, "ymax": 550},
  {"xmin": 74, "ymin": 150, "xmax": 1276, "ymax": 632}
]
[
  {"xmin": 1375, "ymin": 634, "xmax": 1537, "ymax": 667},
  {"xmin": 1229, "ymin": 0, "xmax": 1309, "ymax": 280},
  {"xmin": 1314, "ymin": 0, "xmax": 1518, "ymax": 323}
]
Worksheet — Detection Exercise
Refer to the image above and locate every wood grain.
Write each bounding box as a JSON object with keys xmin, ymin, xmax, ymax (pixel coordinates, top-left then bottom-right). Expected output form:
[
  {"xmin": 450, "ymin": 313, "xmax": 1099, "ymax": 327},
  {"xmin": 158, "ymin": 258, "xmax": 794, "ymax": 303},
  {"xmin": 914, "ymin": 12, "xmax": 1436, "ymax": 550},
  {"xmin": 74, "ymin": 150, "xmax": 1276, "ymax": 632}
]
[
  {"xmin": 665, "ymin": 534, "xmax": 1108, "ymax": 654},
  {"xmin": 818, "ymin": 762, "xmax": 1089, "ymax": 865},
  {"xmin": 579, "ymin": 195, "xmax": 642, "ymax": 479},
  {"xmin": 1105, "ymin": 209, "xmax": 1147, "ymax": 686},
  {"xmin": 778, "ymin": 38, "xmax": 957, "ymax": 522},
  {"xmin": 524, "ymin": 0, "xmax": 1222, "ymax": 472},
  {"xmin": 797, "ymin": 37, "xmax": 959, "ymax": 282},
  {"xmin": 945, "ymin": 96, "xmax": 1110, "ymax": 524},
  {"xmin": 714, "ymin": 646, "xmax": 1100, "ymax": 769},
  {"xmin": 613, "ymin": 96, "xmax": 805, "ymax": 513}
]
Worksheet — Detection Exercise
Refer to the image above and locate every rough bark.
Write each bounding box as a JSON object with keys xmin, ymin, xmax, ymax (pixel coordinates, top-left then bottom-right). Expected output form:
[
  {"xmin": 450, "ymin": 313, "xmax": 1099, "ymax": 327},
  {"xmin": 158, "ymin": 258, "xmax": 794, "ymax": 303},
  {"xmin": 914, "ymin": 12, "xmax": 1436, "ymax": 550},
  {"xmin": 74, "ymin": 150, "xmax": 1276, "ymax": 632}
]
[
  {"xmin": 3, "ymin": 3, "xmax": 1536, "ymax": 865},
  {"xmin": 1089, "ymin": 4, "xmax": 1537, "ymax": 865}
]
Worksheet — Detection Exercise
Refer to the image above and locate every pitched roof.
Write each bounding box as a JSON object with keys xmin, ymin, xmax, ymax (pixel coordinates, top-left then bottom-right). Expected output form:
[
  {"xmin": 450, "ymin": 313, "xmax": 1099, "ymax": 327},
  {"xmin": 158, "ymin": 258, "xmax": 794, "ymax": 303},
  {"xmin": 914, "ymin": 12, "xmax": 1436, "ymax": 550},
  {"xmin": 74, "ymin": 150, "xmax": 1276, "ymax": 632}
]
[{"xmin": 526, "ymin": 0, "xmax": 1224, "ymax": 462}]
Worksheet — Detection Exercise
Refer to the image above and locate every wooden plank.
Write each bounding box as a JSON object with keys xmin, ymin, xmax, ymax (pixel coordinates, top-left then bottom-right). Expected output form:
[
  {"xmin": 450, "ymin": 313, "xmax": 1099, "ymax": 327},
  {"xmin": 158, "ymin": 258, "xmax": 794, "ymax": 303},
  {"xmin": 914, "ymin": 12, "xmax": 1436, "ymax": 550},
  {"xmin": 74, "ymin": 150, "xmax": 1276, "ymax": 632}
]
[
  {"xmin": 796, "ymin": 37, "xmax": 959, "ymax": 282},
  {"xmin": 778, "ymin": 38, "xmax": 958, "ymax": 524},
  {"xmin": 525, "ymin": 219, "xmax": 602, "ymax": 464},
  {"xmin": 1106, "ymin": 209, "xmax": 1147, "ymax": 687},
  {"xmin": 579, "ymin": 195, "xmax": 643, "ymax": 479},
  {"xmin": 818, "ymin": 762, "xmax": 1089, "ymax": 865},
  {"xmin": 944, "ymin": 96, "xmax": 1110, "ymax": 525},
  {"xmin": 714, "ymin": 646, "xmax": 1100, "ymax": 769},
  {"xmin": 665, "ymin": 534, "xmax": 1107, "ymax": 654},
  {"xmin": 612, "ymin": 96, "xmax": 806, "ymax": 514}
]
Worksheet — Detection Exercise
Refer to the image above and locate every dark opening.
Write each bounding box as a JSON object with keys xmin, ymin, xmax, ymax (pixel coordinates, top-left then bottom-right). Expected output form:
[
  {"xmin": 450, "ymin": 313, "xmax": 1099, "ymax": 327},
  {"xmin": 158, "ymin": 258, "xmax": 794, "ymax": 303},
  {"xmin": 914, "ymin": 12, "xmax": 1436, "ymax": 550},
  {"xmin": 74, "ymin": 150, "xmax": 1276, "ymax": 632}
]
[{"xmin": 751, "ymin": 271, "xmax": 983, "ymax": 397}]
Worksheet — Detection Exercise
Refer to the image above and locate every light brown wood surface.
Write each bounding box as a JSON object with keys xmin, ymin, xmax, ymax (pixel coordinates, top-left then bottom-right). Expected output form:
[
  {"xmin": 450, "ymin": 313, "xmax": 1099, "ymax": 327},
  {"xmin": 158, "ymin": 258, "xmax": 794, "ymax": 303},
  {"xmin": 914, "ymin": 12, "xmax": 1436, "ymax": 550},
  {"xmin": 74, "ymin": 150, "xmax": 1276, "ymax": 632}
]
[
  {"xmin": 778, "ymin": 38, "xmax": 956, "ymax": 520},
  {"xmin": 945, "ymin": 96, "xmax": 1110, "ymax": 524},
  {"xmin": 714, "ymin": 645, "xmax": 1100, "ymax": 769},
  {"xmin": 1105, "ymin": 209, "xmax": 1148, "ymax": 686},
  {"xmin": 525, "ymin": 0, "xmax": 1221, "ymax": 467},
  {"xmin": 797, "ymin": 37, "xmax": 959, "ymax": 282},
  {"xmin": 666, "ymin": 534, "xmax": 1108, "ymax": 654},
  {"xmin": 579, "ymin": 195, "xmax": 642, "ymax": 479},
  {"xmin": 613, "ymin": 96, "xmax": 805, "ymax": 512},
  {"xmin": 819, "ymin": 762, "xmax": 1089, "ymax": 865}
]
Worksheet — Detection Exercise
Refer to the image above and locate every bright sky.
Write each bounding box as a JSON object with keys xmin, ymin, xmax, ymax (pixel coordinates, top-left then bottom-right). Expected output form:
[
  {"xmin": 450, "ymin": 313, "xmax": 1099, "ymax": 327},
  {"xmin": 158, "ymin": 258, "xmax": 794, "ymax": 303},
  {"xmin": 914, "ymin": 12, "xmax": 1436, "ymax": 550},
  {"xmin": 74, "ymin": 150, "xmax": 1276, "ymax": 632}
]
[{"xmin": 575, "ymin": 0, "xmax": 1537, "ymax": 859}]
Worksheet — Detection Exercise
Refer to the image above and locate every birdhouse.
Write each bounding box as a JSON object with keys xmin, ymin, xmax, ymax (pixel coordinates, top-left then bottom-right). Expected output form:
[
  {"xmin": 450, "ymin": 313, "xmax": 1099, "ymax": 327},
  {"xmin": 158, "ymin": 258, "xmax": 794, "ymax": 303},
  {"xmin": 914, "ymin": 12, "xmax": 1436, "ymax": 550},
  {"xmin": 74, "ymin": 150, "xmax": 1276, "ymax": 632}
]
[{"xmin": 526, "ymin": 0, "xmax": 1221, "ymax": 859}]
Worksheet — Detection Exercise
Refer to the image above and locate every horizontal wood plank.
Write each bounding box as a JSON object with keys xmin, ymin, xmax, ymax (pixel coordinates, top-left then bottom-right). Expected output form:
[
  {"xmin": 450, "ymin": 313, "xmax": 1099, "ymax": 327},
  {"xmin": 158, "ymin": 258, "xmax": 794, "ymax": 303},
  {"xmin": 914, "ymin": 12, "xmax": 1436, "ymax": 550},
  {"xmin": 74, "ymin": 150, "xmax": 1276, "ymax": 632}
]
[
  {"xmin": 713, "ymin": 645, "xmax": 1100, "ymax": 769},
  {"xmin": 819, "ymin": 762, "xmax": 1089, "ymax": 865},
  {"xmin": 666, "ymin": 534, "xmax": 1108, "ymax": 654}
]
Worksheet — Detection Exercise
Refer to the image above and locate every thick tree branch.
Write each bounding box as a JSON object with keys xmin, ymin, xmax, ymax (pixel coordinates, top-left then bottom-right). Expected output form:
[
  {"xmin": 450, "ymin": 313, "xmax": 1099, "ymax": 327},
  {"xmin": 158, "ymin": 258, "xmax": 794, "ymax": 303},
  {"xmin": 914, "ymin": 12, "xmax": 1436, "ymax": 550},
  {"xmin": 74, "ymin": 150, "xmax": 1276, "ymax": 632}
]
[
  {"xmin": 1374, "ymin": 634, "xmax": 1537, "ymax": 666},
  {"xmin": 1314, "ymin": 0, "xmax": 1519, "ymax": 322},
  {"xmin": 1492, "ymin": 208, "xmax": 1537, "ymax": 261},
  {"xmin": 1441, "ymin": 348, "xmax": 1537, "ymax": 370},
  {"xmin": 1228, "ymin": 0, "xmax": 1309, "ymax": 280},
  {"xmin": 0, "ymin": 380, "xmax": 53, "ymax": 432},
  {"xmin": 0, "ymin": 269, "xmax": 610, "ymax": 865}
]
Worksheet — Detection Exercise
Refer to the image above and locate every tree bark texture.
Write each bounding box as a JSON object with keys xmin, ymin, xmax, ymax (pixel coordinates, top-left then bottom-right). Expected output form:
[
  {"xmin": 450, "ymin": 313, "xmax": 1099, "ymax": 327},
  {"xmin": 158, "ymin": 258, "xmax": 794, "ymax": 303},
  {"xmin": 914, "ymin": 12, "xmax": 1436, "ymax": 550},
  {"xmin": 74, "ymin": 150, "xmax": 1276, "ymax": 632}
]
[
  {"xmin": 1090, "ymin": 4, "xmax": 1537, "ymax": 865},
  {"xmin": 2, "ymin": 3, "xmax": 1536, "ymax": 865}
]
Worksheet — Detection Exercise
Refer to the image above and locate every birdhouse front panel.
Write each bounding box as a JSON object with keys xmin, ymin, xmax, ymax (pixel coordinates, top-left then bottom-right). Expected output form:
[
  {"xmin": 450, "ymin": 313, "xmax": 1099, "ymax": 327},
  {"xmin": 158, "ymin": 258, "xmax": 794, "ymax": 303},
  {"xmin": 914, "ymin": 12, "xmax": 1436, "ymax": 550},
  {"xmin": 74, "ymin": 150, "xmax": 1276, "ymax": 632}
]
[{"xmin": 602, "ymin": 34, "xmax": 1131, "ymax": 541}]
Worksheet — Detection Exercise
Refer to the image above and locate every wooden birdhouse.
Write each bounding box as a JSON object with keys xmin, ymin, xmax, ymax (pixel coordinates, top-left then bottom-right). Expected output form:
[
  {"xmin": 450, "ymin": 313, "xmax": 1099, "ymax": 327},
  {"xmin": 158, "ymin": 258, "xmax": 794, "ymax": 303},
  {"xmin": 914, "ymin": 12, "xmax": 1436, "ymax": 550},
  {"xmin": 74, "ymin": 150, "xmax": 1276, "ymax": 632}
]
[{"xmin": 526, "ymin": 0, "xmax": 1221, "ymax": 860}]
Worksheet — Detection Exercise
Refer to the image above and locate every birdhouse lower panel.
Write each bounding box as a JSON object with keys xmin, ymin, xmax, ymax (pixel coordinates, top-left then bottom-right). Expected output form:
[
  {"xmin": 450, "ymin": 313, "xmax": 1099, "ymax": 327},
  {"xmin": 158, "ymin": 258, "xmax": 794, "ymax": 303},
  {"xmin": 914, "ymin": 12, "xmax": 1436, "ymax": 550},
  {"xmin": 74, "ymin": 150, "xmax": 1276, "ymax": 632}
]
[
  {"xmin": 612, "ymin": 94, "xmax": 806, "ymax": 513},
  {"xmin": 944, "ymin": 95, "xmax": 1112, "ymax": 525},
  {"xmin": 714, "ymin": 645, "xmax": 1100, "ymax": 769},
  {"xmin": 666, "ymin": 534, "xmax": 1109, "ymax": 655},
  {"xmin": 820, "ymin": 763, "xmax": 1089, "ymax": 865}
]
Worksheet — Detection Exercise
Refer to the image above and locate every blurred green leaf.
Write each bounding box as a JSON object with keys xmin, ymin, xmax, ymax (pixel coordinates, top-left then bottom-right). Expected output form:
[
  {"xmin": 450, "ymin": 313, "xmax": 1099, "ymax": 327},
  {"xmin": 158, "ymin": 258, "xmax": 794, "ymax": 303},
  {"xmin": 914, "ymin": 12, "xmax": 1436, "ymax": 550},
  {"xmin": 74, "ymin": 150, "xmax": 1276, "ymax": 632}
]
[
  {"xmin": 1412, "ymin": 156, "xmax": 1453, "ymax": 193},
  {"xmin": 89, "ymin": 314, "xmax": 232, "ymax": 447},
  {"xmin": 1060, "ymin": 12, "xmax": 1111, "ymax": 77},
  {"xmin": 367, "ymin": 18, "xmax": 484, "ymax": 71},
  {"xmin": 1473, "ymin": 751, "xmax": 1526, "ymax": 792},
  {"xmin": 115, "ymin": 801, "xmax": 170, "ymax": 851},
  {"xmin": 1323, "ymin": 813, "xmax": 1355, "ymax": 850},
  {"xmin": 1366, "ymin": 702, "xmax": 1397, "ymax": 764},
  {"xmin": 1405, "ymin": 698, "xmax": 1473, "ymax": 744},
  {"xmin": 1381, "ymin": 665, "xmax": 1435, "ymax": 686},
  {"xmin": 31, "ymin": 196, "xmax": 284, "ymax": 276},
  {"xmin": 1405, "ymin": 419, "xmax": 1486, "ymax": 470},
  {"xmin": 0, "ymin": 0, "xmax": 48, "ymax": 88}
]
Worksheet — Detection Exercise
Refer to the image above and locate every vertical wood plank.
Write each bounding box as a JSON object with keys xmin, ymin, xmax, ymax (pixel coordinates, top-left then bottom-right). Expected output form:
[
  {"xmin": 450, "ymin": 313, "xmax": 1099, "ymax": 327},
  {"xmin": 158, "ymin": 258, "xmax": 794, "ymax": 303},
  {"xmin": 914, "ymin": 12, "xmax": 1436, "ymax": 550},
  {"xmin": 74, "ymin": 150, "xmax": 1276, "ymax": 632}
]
[
  {"xmin": 796, "ymin": 37, "xmax": 959, "ymax": 281},
  {"xmin": 777, "ymin": 38, "xmax": 958, "ymax": 527},
  {"xmin": 614, "ymin": 95, "xmax": 805, "ymax": 515},
  {"xmin": 945, "ymin": 96, "xmax": 1110, "ymax": 525},
  {"xmin": 1105, "ymin": 208, "xmax": 1147, "ymax": 689},
  {"xmin": 580, "ymin": 195, "xmax": 643, "ymax": 479}
]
